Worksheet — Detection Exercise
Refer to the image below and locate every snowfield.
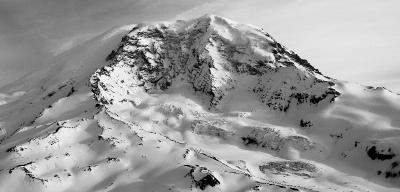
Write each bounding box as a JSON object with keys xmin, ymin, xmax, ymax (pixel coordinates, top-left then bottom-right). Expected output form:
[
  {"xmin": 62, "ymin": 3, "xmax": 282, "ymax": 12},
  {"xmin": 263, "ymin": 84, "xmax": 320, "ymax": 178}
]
[{"xmin": 0, "ymin": 15, "xmax": 399, "ymax": 192}]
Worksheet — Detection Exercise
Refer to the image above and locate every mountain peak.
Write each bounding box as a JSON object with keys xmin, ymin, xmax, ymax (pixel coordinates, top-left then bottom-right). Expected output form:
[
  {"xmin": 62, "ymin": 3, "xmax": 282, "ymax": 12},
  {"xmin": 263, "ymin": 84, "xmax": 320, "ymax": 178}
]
[
  {"xmin": 1, "ymin": 15, "xmax": 400, "ymax": 192},
  {"xmin": 93, "ymin": 15, "xmax": 333, "ymax": 111},
  {"xmin": 197, "ymin": 14, "xmax": 235, "ymax": 24}
]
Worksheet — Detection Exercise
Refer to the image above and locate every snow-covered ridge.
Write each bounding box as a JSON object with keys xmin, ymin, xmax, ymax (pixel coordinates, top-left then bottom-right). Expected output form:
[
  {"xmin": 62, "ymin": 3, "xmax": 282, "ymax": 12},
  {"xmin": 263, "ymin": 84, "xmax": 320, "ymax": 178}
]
[{"xmin": 0, "ymin": 15, "xmax": 399, "ymax": 192}]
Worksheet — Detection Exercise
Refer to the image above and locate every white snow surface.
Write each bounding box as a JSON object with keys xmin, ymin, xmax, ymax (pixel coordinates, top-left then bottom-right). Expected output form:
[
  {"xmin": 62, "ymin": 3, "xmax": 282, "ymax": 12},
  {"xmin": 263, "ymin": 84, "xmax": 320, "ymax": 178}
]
[{"xmin": 0, "ymin": 15, "xmax": 400, "ymax": 192}]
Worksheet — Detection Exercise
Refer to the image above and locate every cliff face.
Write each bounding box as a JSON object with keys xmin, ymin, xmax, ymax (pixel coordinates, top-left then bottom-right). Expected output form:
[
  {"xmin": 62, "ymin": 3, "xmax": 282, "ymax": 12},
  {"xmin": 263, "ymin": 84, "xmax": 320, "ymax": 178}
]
[{"xmin": 0, "ymin": 15, "xmax": 399, "ymax": 192}]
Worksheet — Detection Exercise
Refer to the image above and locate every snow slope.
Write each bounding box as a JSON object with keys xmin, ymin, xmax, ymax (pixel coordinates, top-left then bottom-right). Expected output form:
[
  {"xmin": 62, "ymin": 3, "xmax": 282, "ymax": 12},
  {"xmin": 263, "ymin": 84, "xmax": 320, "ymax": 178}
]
[{"xmin": 0, "ymin": 15, "xmax": 399, "ymax": 192}]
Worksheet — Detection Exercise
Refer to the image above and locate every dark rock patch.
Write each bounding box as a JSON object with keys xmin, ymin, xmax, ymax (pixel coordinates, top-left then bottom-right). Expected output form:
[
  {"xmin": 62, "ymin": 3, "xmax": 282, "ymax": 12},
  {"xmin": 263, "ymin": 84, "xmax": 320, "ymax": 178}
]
[
  {"xmin": 184, "ymin": 165, "xmax": 220, "ymax": 190},
  {"xmin": 367, "ymin": 146, "xmax": 395, "ymax": 161}
]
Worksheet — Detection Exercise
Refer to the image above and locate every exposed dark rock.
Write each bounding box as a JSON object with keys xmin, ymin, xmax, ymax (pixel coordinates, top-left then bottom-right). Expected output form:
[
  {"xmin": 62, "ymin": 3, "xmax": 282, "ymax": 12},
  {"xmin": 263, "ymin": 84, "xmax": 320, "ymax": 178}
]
[
  {"xmin": 6, "ymin": 146, "xmax": 17, "ymax": 153},
  {"xmin": 184, "ymin": 165, "xmax": 220, "ymax": 190},
  {"xmin": 66, "ymin": 87, "xmax": 76, "ymax": 97},
  {"xmin": 367, "ymin": 146, "xmax": 396, "ymax": 161},
  {"xmin": 242, "ymin": 136, "xmax": 261, "ymax": 146},
  {"xmin": 329, "ymin": 133, "xmax": 343, "ymax": 141},
  {"xmin": 106, "ymin": 50, "xmax": 117, "ymax": 61},
  {"xmin": 9, "ymin": 162, "xmax": 48, "ymax": 184},
  {"xmin": 299, "ymin": 119, "xmax": 312, "ymax": 128},
  {"xmin": 391, "ymin": 161, "xmax": 399, "ymax": 169}
]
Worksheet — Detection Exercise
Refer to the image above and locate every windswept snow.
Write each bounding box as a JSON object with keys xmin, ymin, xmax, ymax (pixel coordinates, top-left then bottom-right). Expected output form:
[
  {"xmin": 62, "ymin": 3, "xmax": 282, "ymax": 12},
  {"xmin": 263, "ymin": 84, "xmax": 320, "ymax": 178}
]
[{"xmin": 0, "ymin": 15, "xmax": 399, "ymax": 192}]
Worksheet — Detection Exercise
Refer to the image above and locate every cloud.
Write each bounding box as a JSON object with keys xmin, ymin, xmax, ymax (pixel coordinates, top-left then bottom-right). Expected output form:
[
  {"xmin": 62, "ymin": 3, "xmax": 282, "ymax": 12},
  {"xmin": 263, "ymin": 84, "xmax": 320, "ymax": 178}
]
[{"xmin": 0, "ymin": 91, "xmax": 25, "ymax": 106}]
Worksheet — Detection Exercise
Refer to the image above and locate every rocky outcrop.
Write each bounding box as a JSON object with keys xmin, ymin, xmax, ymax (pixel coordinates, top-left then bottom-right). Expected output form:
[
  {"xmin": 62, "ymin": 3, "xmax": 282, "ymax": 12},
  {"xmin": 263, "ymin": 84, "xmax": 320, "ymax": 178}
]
[
  {"xmin": 259, "ymin": 160, "xmax": 320, "ymax": 178},
  {"xmin": 184, "ymin": 165, "xmax": 220, "ymax": 190}
]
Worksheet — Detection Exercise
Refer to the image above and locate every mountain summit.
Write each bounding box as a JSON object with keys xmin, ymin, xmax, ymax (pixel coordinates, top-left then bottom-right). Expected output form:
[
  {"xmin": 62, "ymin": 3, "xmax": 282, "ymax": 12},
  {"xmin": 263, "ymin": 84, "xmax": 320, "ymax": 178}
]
[
  {"xmin": 92, "ymin": 14, "xmax": 338, "ymax": 111},
  {"xmin": 0, "ymin": 15, "xmax": 399, "ymax": 192}
]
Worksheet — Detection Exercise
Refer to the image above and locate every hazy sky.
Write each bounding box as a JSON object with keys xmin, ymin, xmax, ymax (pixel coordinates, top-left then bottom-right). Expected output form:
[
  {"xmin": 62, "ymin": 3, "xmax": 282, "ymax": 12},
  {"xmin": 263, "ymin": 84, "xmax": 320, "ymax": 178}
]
[
  {"xmin": 0, "ymin": 0, "xmax": 399, "ymax": 92},
  {"xmin": 0, "ymin": 0, "xmax": 212, "ymax": 86}
]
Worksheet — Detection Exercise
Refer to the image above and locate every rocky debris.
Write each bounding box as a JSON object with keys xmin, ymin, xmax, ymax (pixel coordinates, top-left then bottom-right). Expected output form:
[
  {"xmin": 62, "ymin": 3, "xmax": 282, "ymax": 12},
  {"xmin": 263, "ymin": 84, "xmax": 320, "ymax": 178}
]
[
  {"xmin": 240, "ymin": 127, "xmax": 314, "ymax": 152},
  {"xmin": 191, "ymin": 120, "xmax": 234, "ymax": 139},
  {"xmin": 184, "ymin": 165, "xmax": 220, "ymax": 190},
  {"xmin": 241, "ymin": 127, "xmax": 283, "ymax": 151},
  {"xmin": 259, "ymin": 161, "xmax": 320, "ymax": 178},
  {"xmin": 158, "ymin": 104, "xmax": 184, "ymax": 118}
]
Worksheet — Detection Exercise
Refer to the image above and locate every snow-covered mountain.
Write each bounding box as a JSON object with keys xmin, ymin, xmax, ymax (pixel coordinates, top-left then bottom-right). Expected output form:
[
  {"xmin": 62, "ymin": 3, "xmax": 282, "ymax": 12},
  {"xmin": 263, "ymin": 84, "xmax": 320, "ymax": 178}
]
[{"xmin": 0, "ymin": 15, "xmax": 399, "ymax": 192}]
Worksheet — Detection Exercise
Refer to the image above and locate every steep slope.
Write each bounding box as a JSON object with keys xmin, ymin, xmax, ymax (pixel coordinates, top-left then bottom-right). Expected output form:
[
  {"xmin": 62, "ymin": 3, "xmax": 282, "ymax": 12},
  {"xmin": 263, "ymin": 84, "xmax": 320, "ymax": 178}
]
[{"xmin": 0, "ymin": 15, "xmax": 399, "ymax": 192}]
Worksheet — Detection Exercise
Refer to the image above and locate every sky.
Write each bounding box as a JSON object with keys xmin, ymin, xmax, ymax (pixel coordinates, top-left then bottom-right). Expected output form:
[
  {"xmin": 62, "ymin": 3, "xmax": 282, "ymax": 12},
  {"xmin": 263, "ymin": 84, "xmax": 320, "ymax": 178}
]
[{"xmin": 0, "ymin": 0, "xmax": 399, "ymax": 92}]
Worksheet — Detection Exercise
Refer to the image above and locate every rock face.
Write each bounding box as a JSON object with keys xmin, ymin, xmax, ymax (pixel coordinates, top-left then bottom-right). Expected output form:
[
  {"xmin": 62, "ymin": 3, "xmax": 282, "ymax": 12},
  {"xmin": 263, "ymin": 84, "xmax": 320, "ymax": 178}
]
[
  {"xmin": 91, "ymin": 15, "xmax": 339, "ymax": 111},
  {"xmin": 1, "ymin": 15, "xmax": 400, "ymax": 192}
]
